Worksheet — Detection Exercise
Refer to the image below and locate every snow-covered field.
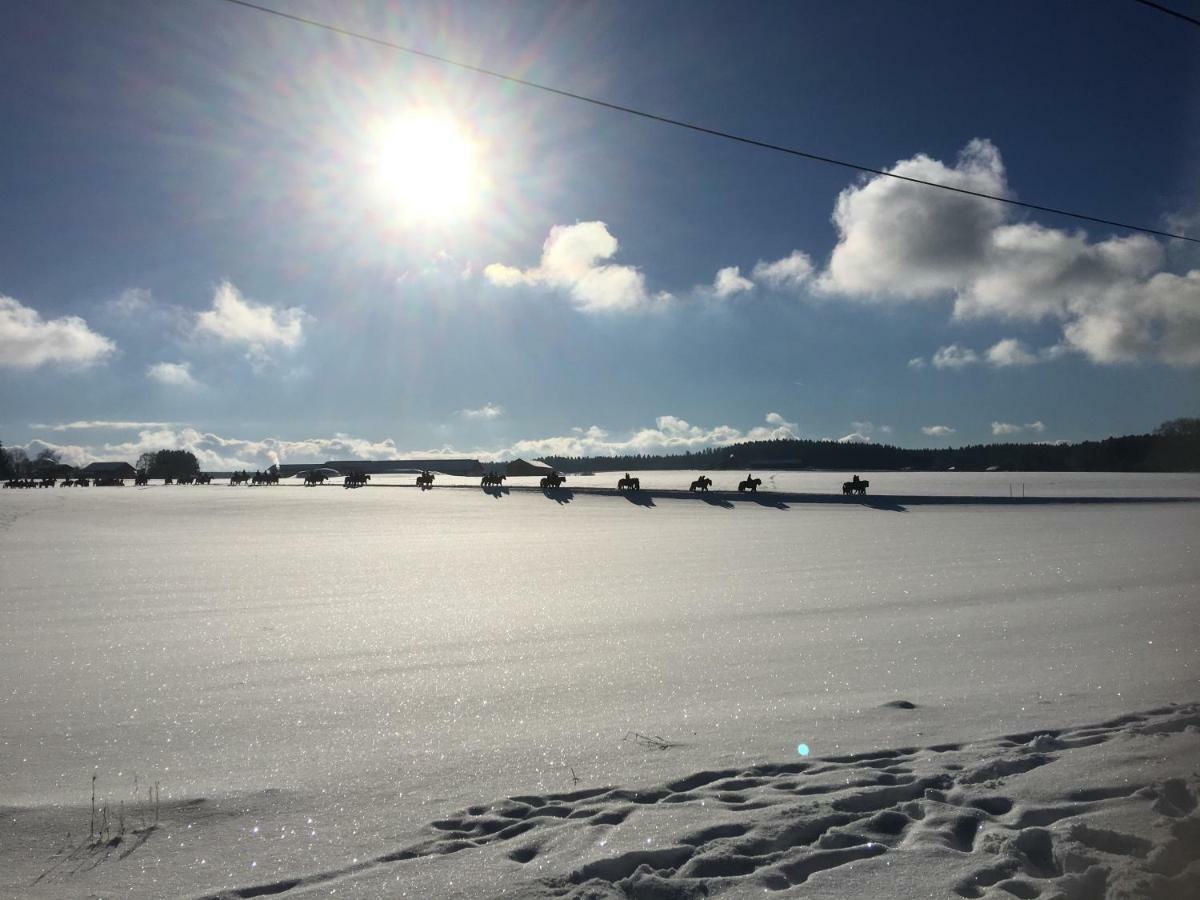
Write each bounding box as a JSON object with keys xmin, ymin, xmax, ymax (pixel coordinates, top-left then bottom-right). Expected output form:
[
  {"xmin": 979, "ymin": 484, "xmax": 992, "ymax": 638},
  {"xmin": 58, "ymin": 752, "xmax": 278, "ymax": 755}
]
[{"xmin": 1, "ymin": 473, "xmax": 1198, "ymax": 898}]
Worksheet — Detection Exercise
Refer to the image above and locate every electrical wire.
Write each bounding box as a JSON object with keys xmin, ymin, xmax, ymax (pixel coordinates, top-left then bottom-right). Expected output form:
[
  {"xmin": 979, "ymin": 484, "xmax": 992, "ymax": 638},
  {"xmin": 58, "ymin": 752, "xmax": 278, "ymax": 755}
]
[{"xmin": 215, "ymin": 0, "xmax": 1198, "ymax": 244}]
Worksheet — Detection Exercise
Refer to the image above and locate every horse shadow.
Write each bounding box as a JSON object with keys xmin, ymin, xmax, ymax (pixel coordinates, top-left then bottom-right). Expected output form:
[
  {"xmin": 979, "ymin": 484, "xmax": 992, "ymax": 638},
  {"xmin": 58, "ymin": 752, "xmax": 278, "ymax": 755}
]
[
  {"xmin": 622, "ymin": 491, "xmax": 656, "ymax": 507},
  {"xmin": 856, "ymin": 497, "xmax": 907, "ymax": 512},
  {"xmin": 749, "ymin": 494, "xmax": 789, "ymax": 510},
  {"xmin": 482, "ymin": 485, "xmax": 509, "ymax": 499},
  {"xmin": 542, "ymin": 487, "xmax": 574, "ymax": 504},
  {"xmin": 699, "ymin": 493, "xmax": 734, "ymax": 509}
]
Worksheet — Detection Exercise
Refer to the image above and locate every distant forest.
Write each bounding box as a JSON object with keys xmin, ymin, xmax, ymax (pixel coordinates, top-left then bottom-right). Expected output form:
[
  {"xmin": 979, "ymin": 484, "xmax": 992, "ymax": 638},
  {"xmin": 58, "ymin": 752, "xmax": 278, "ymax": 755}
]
[{"xmin": 542, "ymin": 418, "xmax": 1200, "ymax": 473}]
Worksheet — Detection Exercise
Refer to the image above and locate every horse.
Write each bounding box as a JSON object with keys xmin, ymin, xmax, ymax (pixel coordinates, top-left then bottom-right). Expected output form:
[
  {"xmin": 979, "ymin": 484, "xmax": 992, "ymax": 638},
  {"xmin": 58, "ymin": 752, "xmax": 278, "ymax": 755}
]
[
  {"xmin": 177, "ymin": 475, "xmax": 195, "ymax": 485},
  {"xmin": 135, "ymin": 474, "xmax": 149, "ymax": 486},
  {"xmin": 617, "ymin": 476, "xmax": 640, "ymax": 491},
  {"xmin": 540, "ymin": 472, "xmax": 566, "ymax": 489},
  {"xmin": 304, "ymin": 472, "xmax": 327, "ymax": 486},
  {"xmin": 689, "ymin": 476, "xmax": 712, "ymax": 492},
  {"xmin": 229, "ymin": 472, "xmax": 248, "ymax": 486},
  {"xmin": 416, "ymin": 472, "xmax": 435, "ymax": 490},
  {"xmin": 196, "ymin": 474, "xmax": 212, "ymax": 485},
  {"xmin": 343, "ymin": 472, "xmax": 370, "ymax": 488},
  {"xmin": 738, "ymin": 477, "xmax": 762, "ymax": 493},
  {"xmin": 481, "ymin": 472, "xmax": 506, "ymax": 487},
  {"xmin": 842, "ymin": 479, "xmax": 869, "ymax": 495}
]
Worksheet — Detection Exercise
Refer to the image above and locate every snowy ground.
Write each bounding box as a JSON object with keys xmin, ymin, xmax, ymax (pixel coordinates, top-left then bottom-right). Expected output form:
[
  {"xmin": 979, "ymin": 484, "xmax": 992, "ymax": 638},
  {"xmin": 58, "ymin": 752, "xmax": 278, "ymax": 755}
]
[{"xmin": 1, "ymin": 472, "xmax": 1198, "ymax": 898}]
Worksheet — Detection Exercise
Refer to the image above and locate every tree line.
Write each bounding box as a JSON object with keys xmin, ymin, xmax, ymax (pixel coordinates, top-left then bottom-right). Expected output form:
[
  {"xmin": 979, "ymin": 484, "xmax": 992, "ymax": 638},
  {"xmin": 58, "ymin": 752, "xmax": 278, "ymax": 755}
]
[
  {"xmin": 0, "ymin": 445, "xmax": 203, "ymax": 479},
  {"xmin": 541, "ymin": 418, "xmax": 1200, "ymax": 473}
]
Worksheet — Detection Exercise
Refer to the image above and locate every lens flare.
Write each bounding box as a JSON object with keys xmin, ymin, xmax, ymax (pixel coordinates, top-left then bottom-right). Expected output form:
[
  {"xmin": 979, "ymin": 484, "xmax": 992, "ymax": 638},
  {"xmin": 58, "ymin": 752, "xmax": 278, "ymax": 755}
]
[{"xmin": 797, "ymin": 743, "xmax": 810, "ymax": 756}]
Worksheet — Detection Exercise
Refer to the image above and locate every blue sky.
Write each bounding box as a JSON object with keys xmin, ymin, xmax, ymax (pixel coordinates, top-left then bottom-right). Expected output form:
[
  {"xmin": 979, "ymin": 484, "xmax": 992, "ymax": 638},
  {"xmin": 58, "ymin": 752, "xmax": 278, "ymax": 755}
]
[{"xmin": 2, "ymin": 0, "xmax": 1198, "ymax": 468}]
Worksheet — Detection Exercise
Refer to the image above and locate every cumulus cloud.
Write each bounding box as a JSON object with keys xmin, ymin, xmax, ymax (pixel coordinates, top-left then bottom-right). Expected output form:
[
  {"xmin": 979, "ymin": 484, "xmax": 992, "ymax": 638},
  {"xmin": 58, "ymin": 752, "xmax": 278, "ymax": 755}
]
[
  {"xmin": 837, "ymin": 431, "xmax": 873, "ymax": 444},
  {"xmin": 932, "ymin": 344, "xmax": 980, "ymax": 369},
  {"xmin": 0, "ymin": 295, "xmax": 116, "ymax": 369},
  {"xmin": 146, "ymin": 361, "xmax": 199, "ymax": 388},
  {"xmin": 751, "ymin": 250, "xmax": 814, "ymax": 291},
  {"xmin": 813, "ymin": 139, "xmax": 1200, "ymax": 366},
  {"xmin": 505, "ymin": 413, "xmax": 798, "ymax": 459},
  {"xmin": 985, "ymin": 338, "xmax": 1038, "ymax": 367},
  {"xmin": 194, "ymin": 281, "xmax": 309, "ymax": 363},
  {"xmin": 921, "ymin": 425, "xmax": 956, "ymax": 437},
  {"xmin": 459, "ymin": 403, "xmax": 503, "ymax": 420},
  {"xmin": 483, "ymin": 222, "xmax": 672, "ymax": 313},
  {"xmin": 21, "ymin": 427, "xmax": 413, "ymax": 471},
  {"xmin": 15, "ymin": 415, "xmax": 803, "ymax": 470},
  {"xmin": 991, "ymin": 420, "xmax": 1047, "ymax": 436},
  {"xmin": 712, "ymin": 266, "xmax": 754, "ymax": 298}
]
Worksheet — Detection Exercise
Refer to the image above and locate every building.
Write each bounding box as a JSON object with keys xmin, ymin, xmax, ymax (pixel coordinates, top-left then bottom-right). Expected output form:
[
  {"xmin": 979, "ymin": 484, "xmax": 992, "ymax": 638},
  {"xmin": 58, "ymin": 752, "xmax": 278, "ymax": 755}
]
[
  {"xmin": 504, "ymin": 458, "xmax": 555, "ymax": 477},
  {"xmin": 80, "ymin": 461, "xmax": 137, "ymax": 479}
]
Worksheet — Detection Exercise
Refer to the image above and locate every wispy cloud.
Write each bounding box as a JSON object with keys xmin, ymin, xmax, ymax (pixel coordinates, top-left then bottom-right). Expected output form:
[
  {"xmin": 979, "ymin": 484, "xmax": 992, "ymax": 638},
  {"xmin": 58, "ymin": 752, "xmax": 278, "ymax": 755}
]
[
  {"xmin": 992, "ymin": 420, "xmax": 1047, "ymax": 436},
  {"xmin": 30, "ymin": 420, "xmax": 176, "ymax": 431},
  {"xmin": 458, "ymin": 403, "xmax": 504, "ymax": 420},
  {"xmin": 921, "ymin": 425, "xmax": 956, "ymax": 437},
  {"xmin": 0, "ymin": 295, "xmax": 115, "ymax": 369}
]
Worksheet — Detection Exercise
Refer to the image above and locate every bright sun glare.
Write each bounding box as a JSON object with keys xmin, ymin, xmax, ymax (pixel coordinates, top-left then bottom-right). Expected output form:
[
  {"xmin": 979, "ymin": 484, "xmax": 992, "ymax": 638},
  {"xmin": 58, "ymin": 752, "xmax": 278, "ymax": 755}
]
[{"xmin": 368, "ymin": 113, "xmax": 481, "ymax": 223}]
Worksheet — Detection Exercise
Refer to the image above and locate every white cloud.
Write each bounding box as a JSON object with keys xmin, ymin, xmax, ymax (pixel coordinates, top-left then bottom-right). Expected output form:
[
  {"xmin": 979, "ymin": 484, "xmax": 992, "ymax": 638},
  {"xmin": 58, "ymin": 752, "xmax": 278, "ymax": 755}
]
[
  {"xmin": 505, "ymin": 413, "xmax": 797, "ymax": 459},
  {"xmin": 764, "ymin": 412, "xmax": 798, "ymax": 430},
  {"xmin": 991, "ymin": 420, "xmax": 1047, "ymax": 436},
  {"xmin": 921, "ymin": 425, "xmax": 956, "ymax": 436},
  {"xmin": 837, "ymin": 431, "xmax": 873, "ymax": 444},
  {"xmin": 932, "ymin": 344, "xmax": 980, "ymax": 369},
  {"xmin": 194, "ymin": 281, "xmax": 309, "ymax": 363},
  {"xmin": 751, "ymin": 251, "xmax": 814, "ymax": 291},
  {"xmin": 836, "ymin": 420, "xmax": 891, "ymax": 444},
  {"xmin": 146, "ymin": 361, "xmax": 199, "ymax": 388},
  {"xmin": 30, "ymin": 420, "xmax": 175, "ymax": 432},
  {"xmin": 985, "ymin": 338, "xmax": 1038, "ymax": 367},
  {"xmin": 0, "ymin": 295, "xmax": 116, "ymax": 369},
  {"xmin": 483, "ymin": 222, "xmax": 672, "ymax": 313},
  {"xmin": 14, "ymin": 415, "xmax": 803, "ymax": 470},
  {"xmin": 907, "ymin": 356, "xmax": 927, "ymax": 369},
  {"xmin": 812, "ymin": 139, "xmax": 1200, "ymax": 366},
  {"xmin": 459, "ymin": 403, "xmax": 504, "ymax": 420},
  {"xmin": 712, "ymin": 266, "xmax": 754, "ymax": 298},
  {"xmin": 21, "ymin": 427, "xmax": 413, "ymax": 471}
]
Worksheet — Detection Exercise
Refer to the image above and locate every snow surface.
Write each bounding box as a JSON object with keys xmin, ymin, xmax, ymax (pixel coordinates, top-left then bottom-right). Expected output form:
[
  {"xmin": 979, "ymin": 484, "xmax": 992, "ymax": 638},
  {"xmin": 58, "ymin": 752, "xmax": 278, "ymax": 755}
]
[{"xmin": 1, "ymin": 472, "xmax": 1198, "ymax": 898}]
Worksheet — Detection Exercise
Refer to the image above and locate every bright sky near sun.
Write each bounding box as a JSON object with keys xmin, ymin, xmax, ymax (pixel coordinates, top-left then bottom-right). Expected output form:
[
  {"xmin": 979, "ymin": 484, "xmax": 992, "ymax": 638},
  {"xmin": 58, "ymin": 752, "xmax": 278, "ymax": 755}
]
[{"xmin": 1, "ymin": 0, "xmax": 1198, "ymax": 469}]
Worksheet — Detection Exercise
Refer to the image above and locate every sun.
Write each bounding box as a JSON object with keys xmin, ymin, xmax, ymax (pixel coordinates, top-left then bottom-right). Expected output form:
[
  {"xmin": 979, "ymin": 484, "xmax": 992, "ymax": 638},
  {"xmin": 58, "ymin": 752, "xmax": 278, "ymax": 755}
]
[{"xmin": 367, "ymin": 112, "xmax": 482, "ymax": 223}]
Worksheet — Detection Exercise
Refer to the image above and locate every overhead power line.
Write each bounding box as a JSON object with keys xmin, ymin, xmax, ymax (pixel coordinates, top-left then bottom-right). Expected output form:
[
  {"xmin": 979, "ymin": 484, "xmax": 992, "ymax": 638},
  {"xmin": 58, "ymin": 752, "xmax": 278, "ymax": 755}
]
[
  {"xmin": 217, "ymin": 0, "xmax": 1197, "ymax": 244},
  {"xmin": 1133, "ymin": 0, "xmax": 1200, "ymax": 29}
]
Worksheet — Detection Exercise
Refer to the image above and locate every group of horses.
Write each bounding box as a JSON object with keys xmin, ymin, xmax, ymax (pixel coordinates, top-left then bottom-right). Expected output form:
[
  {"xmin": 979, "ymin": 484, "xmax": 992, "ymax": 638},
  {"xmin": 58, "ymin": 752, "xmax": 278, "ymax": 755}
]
[
  {"xmin": 229, "ymin": 470, "xmax": 280, "ymax": 485},
  {"xmin": 3, "ymin": 469, "xmax": 874, "ymax": 496},
  {"xmin": 3, "ymin": 477, "xmax": 58, "ymax": 488}
]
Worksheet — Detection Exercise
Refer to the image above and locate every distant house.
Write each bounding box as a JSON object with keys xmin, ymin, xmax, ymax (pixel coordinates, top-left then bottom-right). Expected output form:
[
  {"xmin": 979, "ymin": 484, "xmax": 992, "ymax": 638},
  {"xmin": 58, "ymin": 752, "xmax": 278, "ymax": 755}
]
[
  {"xmin": 80, "ymin": 461, "xmax": 137, "ymax": 479},
  {"xmin": 504, "ymin": 458, "xmax": 555, "ymax": 477}
]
